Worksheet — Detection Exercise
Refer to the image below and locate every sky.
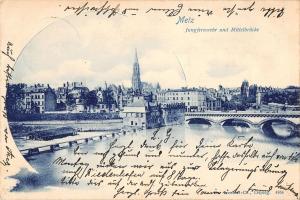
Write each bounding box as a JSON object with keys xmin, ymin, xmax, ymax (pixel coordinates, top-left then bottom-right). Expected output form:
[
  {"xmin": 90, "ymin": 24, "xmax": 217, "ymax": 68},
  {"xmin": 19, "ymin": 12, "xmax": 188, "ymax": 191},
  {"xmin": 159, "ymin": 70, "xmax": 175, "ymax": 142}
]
[{"xmin": 10, "ymin": 2, "xmax": 299, "ymax": 90}]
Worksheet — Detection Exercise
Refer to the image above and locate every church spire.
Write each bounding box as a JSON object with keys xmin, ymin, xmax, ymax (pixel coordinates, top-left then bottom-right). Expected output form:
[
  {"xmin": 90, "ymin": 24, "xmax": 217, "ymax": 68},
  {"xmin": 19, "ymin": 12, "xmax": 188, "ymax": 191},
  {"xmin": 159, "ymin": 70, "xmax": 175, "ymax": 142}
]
[
  {"xmin": 134, "ymin": 48, "xmax": 139, "ymax": 63},
  {"xmin": 132, "ymin": 49, "xmax": 142, "ymax": 95}
]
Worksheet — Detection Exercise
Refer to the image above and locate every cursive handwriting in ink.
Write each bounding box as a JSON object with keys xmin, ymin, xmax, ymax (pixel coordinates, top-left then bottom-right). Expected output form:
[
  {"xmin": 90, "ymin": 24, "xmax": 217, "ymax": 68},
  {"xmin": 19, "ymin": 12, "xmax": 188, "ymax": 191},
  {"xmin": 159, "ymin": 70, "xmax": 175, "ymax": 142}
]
[
  {"xmin": 188, "ymin": 8, "xmax": 213, "ymax": 16},
  {"xmin": 146, "ymin": 3, "xmax": 183, "ymax": 17},
  {"xmin": 223, "ymin": 1, "xmax": 255, "ymax": 17},
  {"xmin": 0, "ymin": 146, "xmax": 15, "ymax": 166},
  {"xmin": 2, "ymin": 41, "xmax": 15, "ymax": 62},
  {"xmin": 63, "ymin": 1, "xmax": 120, "ymax": 18},
  {"xmin": 261, "ymin": 7, "xmax": 284, "ymax": 18}
]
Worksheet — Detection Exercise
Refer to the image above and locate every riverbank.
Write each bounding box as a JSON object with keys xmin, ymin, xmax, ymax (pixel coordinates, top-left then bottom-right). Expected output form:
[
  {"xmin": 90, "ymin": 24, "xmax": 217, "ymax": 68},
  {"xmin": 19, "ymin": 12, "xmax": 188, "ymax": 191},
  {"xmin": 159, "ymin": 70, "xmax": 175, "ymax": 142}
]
[
  {"xmin": 7, "ymin": 112, "xmax": 121, "ymax": 121},
  {"xmin": 9, "ymin": 119, "xmax": 123, "ymax": 138}
]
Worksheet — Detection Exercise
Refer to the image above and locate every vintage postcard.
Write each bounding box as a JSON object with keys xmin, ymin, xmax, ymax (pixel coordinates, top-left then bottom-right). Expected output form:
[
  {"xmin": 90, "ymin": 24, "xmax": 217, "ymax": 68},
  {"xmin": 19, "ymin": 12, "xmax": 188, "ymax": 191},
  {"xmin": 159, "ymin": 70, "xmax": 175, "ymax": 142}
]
[{"xmin": 0, "ymin": 0, "xmax": 299, "ymax": 199}]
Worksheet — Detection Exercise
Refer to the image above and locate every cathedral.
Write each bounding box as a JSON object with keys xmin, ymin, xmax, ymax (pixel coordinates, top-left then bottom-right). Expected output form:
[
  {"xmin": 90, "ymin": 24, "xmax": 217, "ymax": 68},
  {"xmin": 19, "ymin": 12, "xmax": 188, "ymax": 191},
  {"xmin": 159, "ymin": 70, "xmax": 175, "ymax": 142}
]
[{"xmin": 132, "ymin": 49, "xmax": 143, "ymax": 95}]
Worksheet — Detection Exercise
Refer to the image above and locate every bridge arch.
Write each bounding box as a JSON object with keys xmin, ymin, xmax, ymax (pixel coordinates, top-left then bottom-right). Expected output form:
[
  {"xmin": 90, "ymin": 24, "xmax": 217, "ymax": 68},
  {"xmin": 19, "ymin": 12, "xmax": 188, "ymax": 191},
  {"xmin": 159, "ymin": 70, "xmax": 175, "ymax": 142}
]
[
  {"xmin": 259, "ymin": 118, "xmax": 299, "ymax": 139},
  {"xmin": 186, "ymin": 118, "xmax": 215, "ymax": 125},
  {"xmin": 218, "ymin": 118, "xmax": 254, "ymax": 128},
  {"xmin": 259, "ymin": 118, "xmax": 297, "ymax": 127}
]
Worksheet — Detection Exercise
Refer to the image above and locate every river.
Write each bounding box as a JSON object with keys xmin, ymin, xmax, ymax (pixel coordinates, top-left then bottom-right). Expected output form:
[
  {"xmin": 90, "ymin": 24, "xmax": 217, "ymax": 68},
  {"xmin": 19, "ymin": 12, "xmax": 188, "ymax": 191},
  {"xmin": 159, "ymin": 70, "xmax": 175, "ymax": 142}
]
[{"xmin": 9, "ymin": 121, "xmax": 300, "ymax": 193}]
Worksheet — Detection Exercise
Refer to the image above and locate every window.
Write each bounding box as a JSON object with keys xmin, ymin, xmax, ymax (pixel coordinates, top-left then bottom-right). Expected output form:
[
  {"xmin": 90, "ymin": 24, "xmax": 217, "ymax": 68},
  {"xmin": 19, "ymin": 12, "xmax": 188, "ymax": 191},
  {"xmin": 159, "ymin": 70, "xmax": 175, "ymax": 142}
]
[
  {"xmin": 131, "ymin": 121, "xmax": 133, "ymax": 125},
  {"xmin": 141, "ymin": 113, "xmax": 143, "ymax": 118},
  {"xmin": 187, "ymin": 97, "xmax": 190, "ymax": 100},
  {"xmin": 136, "ymin": 113, "xmax": 139, "ymax": 117}
]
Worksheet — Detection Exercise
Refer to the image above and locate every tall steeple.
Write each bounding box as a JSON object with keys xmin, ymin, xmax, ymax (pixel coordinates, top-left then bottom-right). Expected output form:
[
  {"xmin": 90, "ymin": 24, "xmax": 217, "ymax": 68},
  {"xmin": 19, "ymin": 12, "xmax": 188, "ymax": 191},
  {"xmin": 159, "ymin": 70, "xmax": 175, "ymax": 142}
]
[{"xmin": 132, "ymin": 48, "xmax": 142, "ymax": 95}]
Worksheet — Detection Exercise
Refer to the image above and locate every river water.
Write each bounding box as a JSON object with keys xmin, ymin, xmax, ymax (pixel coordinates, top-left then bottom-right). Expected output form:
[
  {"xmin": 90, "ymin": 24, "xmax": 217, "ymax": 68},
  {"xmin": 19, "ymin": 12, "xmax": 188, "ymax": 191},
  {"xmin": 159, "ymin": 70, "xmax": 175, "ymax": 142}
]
[{"xmin": 10, "ymin": 121, "xmax": 300, "ymax": 193}]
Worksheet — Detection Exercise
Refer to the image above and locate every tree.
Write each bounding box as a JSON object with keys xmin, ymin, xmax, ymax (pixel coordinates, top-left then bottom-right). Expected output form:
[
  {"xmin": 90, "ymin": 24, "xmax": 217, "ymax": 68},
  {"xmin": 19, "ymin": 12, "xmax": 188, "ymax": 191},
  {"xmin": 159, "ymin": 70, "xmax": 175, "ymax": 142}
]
[
  {"xmin": 103, "ymin": 88, "xmax": 116, "ymax": 111},
  {"xmin": 262, "ymin": 90, "xmax": 299, "ymax": 105},
  {"xmin": 56, "ymin": 102, "xmax": 66, "ymax": 111},
  {"xmin": 84, "ymin": 90, "xmax": 98, "ymax": 106},
  {"xmin": 6, "ymin": 84, "xmax": 26, "ymax": 117},
  {"xmin": 66, "ymin": 93, "xmax": 76, "ymax": 108}
]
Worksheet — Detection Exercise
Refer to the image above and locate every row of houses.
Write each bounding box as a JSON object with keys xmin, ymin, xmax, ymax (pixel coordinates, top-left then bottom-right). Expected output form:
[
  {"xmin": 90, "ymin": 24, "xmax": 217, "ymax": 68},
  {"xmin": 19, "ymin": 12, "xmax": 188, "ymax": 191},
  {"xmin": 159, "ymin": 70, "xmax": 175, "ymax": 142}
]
[
  {"xmin": 20, "ymin": 82, "xmax": 130, "ymax": 114},
  {"xmin": 156, "ymin": 88, "xmax": 222, "ymax": 112},
  {"xmin": 17, "ymin": 84, "xmax": 230, "ymax": 114},
  {"xmin": 23, "ymin": 84, "xmax": 57, "ymax": 113}
]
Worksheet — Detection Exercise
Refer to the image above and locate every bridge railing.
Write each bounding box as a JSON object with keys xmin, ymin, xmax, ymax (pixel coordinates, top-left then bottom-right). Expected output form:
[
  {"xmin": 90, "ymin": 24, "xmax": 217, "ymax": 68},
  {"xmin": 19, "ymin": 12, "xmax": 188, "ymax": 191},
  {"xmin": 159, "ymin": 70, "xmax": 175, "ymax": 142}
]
[{"xmin": 185, "ymin": 112, "xmax": 300, "ymax": 118}]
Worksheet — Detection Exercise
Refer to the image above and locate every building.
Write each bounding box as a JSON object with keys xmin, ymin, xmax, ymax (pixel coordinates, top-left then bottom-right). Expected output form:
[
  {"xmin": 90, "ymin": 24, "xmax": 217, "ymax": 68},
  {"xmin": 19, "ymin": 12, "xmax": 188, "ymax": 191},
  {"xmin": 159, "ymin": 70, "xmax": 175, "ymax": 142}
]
[
  {"xmin": 161, "ymin": 103, "xmax": 185, "ymax": 126},
  {"xmin": 217, "ymin": 86, "xmax": 240, "ymax": 101},
  {"xmin": 157, "ymin": 88, "xmax": 207, "ymax": 112},
  {"xmin": 122, "ymin": 96, "xmax": 162, "ymax": 129},
  {"xmin": 56, "ymin": 86, "xmax": 68, "ymax": 104},
  {"xmin": 256, "ymin": 91, "xmax": 262, "ymax": 107},
  {"xmin": 121, "ymin": 97, "xmax": 186, "ymax": 130},
  {"xmin": 56, "ymin": 82, "xmax": 87, "ymax": 104},
  {"xmin": 24, "ymin": 84, "xmax": 57, "ymax": 113},
  {"xmin": 241, "ymin": 80, "xmax": 249, "ymax": 98},
  {"xmin": 66, "ymin": 83, "xmax": 89, "ymax": 112},
  {"xmin": 132, "ymin": 49, "xmax": 143, "ymax": 95},
  {"xmin": 92, "ymin": 87, "xmax": 108, "ymax": 113},
  {"xmin": 206, "ymin": 96, "xmax": 222, "ymax": 111}
]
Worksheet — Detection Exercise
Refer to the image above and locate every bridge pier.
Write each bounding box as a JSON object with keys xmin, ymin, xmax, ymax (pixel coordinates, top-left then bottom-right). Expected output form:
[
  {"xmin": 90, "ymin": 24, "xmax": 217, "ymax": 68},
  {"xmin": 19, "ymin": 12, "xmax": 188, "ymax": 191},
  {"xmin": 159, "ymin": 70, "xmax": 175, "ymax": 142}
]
[
  {"xmin": 28, "ymin": 148, "xmax": 40, "ymax": 156},
  {"xmin": 50, "ymin": 144, "xmax": 60, "ymax": 151},
  {"xmin": 68, "ymin": 141, "xmax": 77, "ymax": 147}
]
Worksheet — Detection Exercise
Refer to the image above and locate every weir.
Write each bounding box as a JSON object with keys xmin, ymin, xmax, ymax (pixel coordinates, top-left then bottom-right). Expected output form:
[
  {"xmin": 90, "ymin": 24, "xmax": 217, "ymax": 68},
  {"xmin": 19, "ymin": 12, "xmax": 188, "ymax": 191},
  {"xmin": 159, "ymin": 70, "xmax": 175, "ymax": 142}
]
[{"xmin": 20, "ymin": 132, "xmax": 119, "ymax": 157}]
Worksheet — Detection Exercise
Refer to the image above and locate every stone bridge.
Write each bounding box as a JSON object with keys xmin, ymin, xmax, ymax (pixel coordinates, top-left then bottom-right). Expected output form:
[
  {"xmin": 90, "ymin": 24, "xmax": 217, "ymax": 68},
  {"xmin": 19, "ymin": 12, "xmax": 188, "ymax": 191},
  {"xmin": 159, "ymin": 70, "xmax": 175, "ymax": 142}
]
[
  {"xmin": 185, "ymin": 111, "xmax": 300, "ymax": 126},
  {"xmin": 185, "ymin": 111, "xmax": 300, "ymax": 138}
]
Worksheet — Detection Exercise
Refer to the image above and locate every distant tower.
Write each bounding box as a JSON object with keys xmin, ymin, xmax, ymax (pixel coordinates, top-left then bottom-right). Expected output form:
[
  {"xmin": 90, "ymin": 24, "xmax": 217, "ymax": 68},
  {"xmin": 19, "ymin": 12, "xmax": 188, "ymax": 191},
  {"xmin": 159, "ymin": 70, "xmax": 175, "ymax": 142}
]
[
  {"xmin": 256, "ymin": 91, "xmax": 262, "ymax": 105},
  {"xmin": 241, "ymin": 80, "xmax": 249, "ymax": 98},
  {"xmin": 132, "ymin": 49, "xmax": 142, "ymax": 95}
]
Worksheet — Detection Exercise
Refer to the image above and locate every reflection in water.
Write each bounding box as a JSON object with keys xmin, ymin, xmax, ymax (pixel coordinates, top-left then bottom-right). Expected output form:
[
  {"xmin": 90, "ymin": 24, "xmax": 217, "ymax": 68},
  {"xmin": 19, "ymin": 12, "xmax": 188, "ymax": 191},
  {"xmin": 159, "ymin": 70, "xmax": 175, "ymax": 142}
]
[
  {"xmin": 187, "ymin": 124, "xmax": 210, "ymax": 131},
  {"xmin": 223, "ymin": 125, "xmax": 251, "ymax": 135},
  {"xmin": 262, "ymin": 120, "xmax": 296, "ymax": 139},
  {"xmin": 271, "ymin": 122, "xmax": 294, "ymax": 138}
]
